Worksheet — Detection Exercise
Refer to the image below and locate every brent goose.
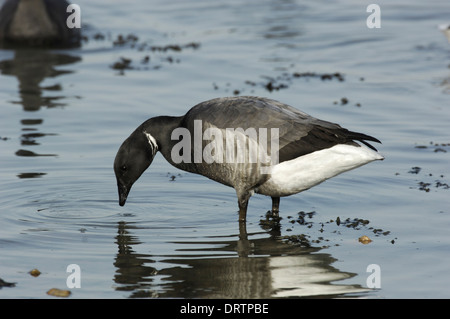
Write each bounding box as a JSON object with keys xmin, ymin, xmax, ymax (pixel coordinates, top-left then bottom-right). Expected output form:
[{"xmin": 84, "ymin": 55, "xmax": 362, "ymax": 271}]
[
  {"xmin": 0, "ymin": 0, "xmax": 81, "ymax": 47},
  {"xmin": 114, "ymin": 96, "xmax": 383, "ymax": 222}
]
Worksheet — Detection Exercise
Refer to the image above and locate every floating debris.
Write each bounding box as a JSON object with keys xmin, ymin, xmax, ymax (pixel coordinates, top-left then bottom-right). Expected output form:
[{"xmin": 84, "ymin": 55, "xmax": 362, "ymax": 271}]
[
  {"xmin": 46, "ymin": 288, "xmax": 71, "ymax": 297},
  {"xmin": 340, "ymin": 217, "xmax": 370, "ymax": 229},
  {"xmin": 277, "ymin": 212, "xmax": 393, "ymax": 249},
  {"xmin": 0, "ymin": 278, "xmax": 16, "ymax": 288},
  {"xmin": 110, "ymin": 41, "xmax": 200, "ymax": 74},
  {"xmin": 407, "ymin": 143, "xmax": 450, "ymax": 192},
  {"xmin": 332, "ymin": 97, "xmax": 362, "ymax": 107},
  {"xmin": 292, "ymin": 71, "xmax": 344, "ymax": 82},
  {"xmin": 141, "ymin": 55, "xmax": 150, "ymax": 64},
  {"xmin": 296, "ymin": 210, "xmax": 316, "ymax": 227},
  {"xmin": 92, "ymin": 32, "xmax": 106, "ymax": 41},
  {"xmin": 149, "ymin": 42, "xmax": 200, "ymax": 52},
  {"xmin": 282, "ymin": 233, "xmax": 312, "ymax": 247},
  {"xmin": 265, "ymin": 81, "xmax": 288, "ymax": 92},
  {"xmin": 29, "ymin": 269, "xmax": 41, "ymax": 277},
  {"xmin": 358, "ymin": 235, "xmax": 372, "ymax": 244},
  {"xmin": 17, "ymin": 172, "xmax": 47, "ymax": 179},
  {"xmin": 418, "ymin": 181, "xmax": 431, "ymax": 192},
  {"xmin": 15, "ymin": 149, "xmax": 57, "ymax": 157},
  {"xmin": 111, "ymin": 57, "xmax": 132, "ymax": 71},
  {"xmin": 166, "ymin": 172, "xmax": 182, "ymax": 181},
  {"xmin": 217, "ymin": 71, "xmax": 347, "ymax": 95},
  {"xmin": 113, "ymin": 33, "xmax": 139, "ymax": 46},
  {"xmin": 414, "ymin": 142, "xmax": 450, "ymax": 153},
  {"xmin": 436, "ymin": 181, "xmax": 450, "ymax": 189},
  {"xmin": 406, "ymin": 164, "xmax": 449, "ymax": 192},
  {"xmin": 409, "ymin": 166, "xmax": 421, "ymax": 174}
]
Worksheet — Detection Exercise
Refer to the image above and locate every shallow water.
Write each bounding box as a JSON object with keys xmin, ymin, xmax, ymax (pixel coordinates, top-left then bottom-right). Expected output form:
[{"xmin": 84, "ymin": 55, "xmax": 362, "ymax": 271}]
[{"xmin": 1, "ymin": 0, "xmax": 450, "ymax": 299}]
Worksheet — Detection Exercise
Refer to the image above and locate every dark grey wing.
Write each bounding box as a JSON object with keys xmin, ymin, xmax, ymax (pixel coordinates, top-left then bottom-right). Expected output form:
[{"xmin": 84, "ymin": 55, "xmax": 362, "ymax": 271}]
[
  {"xmin": 277, "ymin": 120, "xmax": 381, "ymax": 162},
  {"xmin": 183, "ymin": 96, "xmax": 381, "ymax": 163},
  {"xmin": 182, "ymin": 96, "xmax": 311, "ymax": 136}
]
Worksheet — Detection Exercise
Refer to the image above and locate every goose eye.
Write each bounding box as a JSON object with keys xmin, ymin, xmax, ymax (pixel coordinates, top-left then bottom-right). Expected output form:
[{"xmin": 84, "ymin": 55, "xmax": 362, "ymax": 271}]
[{"xmin": 121, "ymin": 165, "xmax": 127, "ymax": 172}]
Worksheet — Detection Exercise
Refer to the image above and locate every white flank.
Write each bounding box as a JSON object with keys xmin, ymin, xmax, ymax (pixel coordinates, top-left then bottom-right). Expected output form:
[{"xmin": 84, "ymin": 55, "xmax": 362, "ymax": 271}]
[{"xmin": 258, "ymin": 144, "xmax": 384, "ymax": 197}]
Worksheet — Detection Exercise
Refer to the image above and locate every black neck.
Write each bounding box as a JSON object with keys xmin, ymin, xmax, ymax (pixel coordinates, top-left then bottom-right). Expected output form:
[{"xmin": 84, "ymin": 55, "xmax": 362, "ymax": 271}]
[{"xmin": 140, "ymin": 116, "xmax": 183, "ymax": 163}]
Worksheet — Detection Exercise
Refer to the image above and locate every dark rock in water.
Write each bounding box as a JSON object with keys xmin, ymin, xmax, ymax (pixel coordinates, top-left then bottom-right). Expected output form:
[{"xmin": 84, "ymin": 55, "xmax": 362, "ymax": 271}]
[
  {"xmin": 0, "ymin": 278, "xmax": 16, "ymax": 288},
  {"xmin": 408, "ymin": 166, "xmax": 421, "ymax": 174},
  {"xmin": 0, "ymin": 0, "xmax": 81, "ymax": 48},
  {"xmin": 340, "ymin": 97, "xmax": 348, "ymax": 105},
  {"xmin": 112, "ymin": 57, "xmax": 133, "ymax": 71}
]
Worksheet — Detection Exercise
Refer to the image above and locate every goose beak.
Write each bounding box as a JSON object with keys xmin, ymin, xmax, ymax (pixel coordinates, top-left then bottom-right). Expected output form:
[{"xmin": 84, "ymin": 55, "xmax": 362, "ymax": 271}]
[{"xmin": 117, "ymin": 182, "xmax": 130, "ymax": 206}]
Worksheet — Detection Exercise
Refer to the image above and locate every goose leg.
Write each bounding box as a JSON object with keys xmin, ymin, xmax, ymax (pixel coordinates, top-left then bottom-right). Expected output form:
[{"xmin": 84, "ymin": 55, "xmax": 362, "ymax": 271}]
[
  {"xmin": 236, "ymin": 190, "xmax": 251, "ymax": 222},
  {"xmin": 271, "ymin": 196, "xmax": 280, "ymax": 216},
  {"xmin": 238, "ymin": 198, "xmax": 249, "ymax": 222}
]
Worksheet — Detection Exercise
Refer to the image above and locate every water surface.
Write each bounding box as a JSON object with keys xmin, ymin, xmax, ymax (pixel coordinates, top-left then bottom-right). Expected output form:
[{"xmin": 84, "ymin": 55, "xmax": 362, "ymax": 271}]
[{"xmin": 1, "ymin": 0, "xmax": 450, "ymax": 298}]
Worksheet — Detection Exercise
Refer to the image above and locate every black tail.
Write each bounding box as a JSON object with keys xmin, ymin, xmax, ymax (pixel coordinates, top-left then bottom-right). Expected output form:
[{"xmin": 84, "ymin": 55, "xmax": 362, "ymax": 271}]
[{"xmin": 347, "ymin": 131, "xmax": 382, "ymax": 151}]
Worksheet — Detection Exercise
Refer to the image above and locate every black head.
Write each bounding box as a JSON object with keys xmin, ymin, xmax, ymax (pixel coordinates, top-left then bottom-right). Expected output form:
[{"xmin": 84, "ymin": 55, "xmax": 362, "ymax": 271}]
[{"xmin": 114, "ymin": 129, "xmax": 158, "ymax": 206}]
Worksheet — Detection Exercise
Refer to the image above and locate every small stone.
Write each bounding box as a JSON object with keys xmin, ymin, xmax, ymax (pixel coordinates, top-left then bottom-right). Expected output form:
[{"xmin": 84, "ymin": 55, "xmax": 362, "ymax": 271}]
[
  {"xmin": 359, "ymin": 235, "xmax": 372, "ymax": 244},
  {"xmin": 29, "ymin": 269, "xmax": 41, "ymax": 277},
  {"xmin": 47, "ymin": 288, "xmax": 71, "ymax": 297}
]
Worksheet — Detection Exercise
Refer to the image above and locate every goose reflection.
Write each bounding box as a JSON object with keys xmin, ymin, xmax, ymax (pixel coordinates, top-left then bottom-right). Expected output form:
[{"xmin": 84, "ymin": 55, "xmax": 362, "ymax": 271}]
[
  {"xmin": 113, "ymin": 214, "xmax": 368, "ymax": 298},
  {"xmin": 114, "ymin": 221, "xmax": 158, "ymax": 296},
  {"xmin": 0, "ymin": 49, "xmax": 81, "ymax": 172},
  {"xmin": 0, "ymin": 0, "xmax": 81, "ymax": 48},
  {"xmin": 0, "ymin": 50, "xmax": 80, "ymax": 111}
]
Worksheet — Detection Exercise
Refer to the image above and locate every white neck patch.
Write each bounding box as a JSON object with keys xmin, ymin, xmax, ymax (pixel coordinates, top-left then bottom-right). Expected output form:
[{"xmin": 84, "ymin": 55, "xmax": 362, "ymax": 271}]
[{"xmin": 144, "ymin": 132, "xmax": 158, "ymax": 156}]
